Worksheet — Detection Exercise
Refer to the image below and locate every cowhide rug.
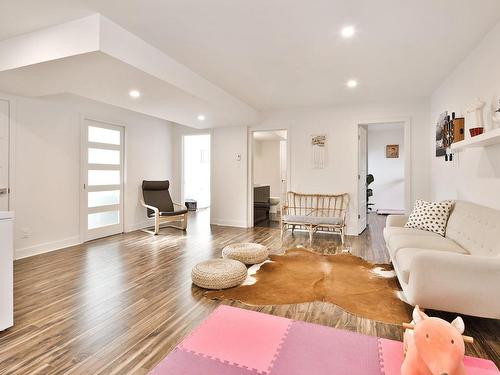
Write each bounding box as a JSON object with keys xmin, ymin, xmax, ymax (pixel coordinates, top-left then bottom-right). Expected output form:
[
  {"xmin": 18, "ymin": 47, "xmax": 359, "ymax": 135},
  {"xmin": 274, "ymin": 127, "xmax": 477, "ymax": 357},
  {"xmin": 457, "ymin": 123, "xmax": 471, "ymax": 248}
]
[{"xmin": 205, "ymin": 247, "xmax": 411, "ymax": 324}]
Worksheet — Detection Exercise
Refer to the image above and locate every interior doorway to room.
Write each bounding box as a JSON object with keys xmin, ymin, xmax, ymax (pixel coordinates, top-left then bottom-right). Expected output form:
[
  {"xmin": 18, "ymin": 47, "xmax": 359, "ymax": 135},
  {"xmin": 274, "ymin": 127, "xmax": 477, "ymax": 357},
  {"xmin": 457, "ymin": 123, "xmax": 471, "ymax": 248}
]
[
  {"xmin": 183, "ymin": 134, "xmax": 211, "ymax": 210},
  {"xmin": 0, "ymin": 100, "xmax": 9, "ymax": 211},
  {"xmin": 358, "ymin": 122, "xmax": 407, "ymax": 234},
  {"xmin": 81, "ymin": 119, "xmax": 125, "ymax": 242},
  {"xmin": 252, "ymin": 130, "xmax": 287, "ymax": 228}
]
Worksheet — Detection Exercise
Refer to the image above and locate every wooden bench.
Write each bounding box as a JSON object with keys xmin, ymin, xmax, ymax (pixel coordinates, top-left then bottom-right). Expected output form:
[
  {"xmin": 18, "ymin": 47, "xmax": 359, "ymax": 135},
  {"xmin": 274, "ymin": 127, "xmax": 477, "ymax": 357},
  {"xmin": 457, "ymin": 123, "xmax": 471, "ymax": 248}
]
[{"xmin": 281, "ymin": 192, "xmax": 349, "ymax": 245}]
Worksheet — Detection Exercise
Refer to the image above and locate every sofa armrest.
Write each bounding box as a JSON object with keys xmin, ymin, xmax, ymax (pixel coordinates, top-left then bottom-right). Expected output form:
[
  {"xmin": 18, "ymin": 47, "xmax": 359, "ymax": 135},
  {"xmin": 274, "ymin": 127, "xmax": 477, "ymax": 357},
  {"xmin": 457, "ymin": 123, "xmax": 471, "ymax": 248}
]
[
  {"xmin": 407, "ymin": 251, "xmax": 500, "ymax": 318},
  {"xmin": 386, "ymin": 214, "xmax": 408, "ymax": 227}
]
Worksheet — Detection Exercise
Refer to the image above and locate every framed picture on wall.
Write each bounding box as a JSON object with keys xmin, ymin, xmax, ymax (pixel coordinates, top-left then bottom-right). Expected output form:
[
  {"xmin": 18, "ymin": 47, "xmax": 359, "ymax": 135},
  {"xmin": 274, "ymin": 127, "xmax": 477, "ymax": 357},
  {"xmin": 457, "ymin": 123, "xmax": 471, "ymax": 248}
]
[
  {"xmin": 436, "ymin": 111, "xmax": 448, "ymax": 157},
  {"xmin": 386, "ymin": 144, "xmax": 399, "ymax": 158}
]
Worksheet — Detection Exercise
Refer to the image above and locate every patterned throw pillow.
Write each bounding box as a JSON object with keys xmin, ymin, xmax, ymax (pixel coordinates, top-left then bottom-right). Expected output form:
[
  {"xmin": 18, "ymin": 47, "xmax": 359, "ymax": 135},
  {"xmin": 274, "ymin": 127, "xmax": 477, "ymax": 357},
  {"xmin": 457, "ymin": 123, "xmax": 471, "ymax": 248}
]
[{"xmin": 404, "ymin": 200, "xmax": 454, "ymax": 236}]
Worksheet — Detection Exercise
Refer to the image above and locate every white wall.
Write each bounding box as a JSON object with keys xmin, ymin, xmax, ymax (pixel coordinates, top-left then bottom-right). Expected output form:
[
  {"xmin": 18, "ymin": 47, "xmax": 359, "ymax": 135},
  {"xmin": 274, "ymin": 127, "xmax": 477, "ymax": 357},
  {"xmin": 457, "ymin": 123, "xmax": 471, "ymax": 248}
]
[
  {"xmin": 5, "ymin": 93, "xmax": 173, "ymax": 259},
  {"xmin": 211, "ymin": 126, "xmax": 248, "ymax": 227},
  {"xmin": 253, "ymin": 140, "xmax": 281, "ymax": 197},
  {"xmin": 430, "ymin": 20, "xmax": 500, "ymax": 209},
  {"xmin": 367, "ymin": 126, "xmax": 405, "ymax": 211},
  {"xmin": 256, "ymin": 99, "xmax": 430, "ymax": 235}
]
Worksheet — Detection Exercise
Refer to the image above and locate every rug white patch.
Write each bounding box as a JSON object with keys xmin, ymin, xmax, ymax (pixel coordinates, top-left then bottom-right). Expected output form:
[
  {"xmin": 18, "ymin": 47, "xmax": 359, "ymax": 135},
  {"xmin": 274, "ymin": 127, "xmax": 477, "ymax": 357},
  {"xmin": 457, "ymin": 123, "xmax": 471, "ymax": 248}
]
[
  {"xmin": 371, "ymin": 267, "xmax": 396, "ymax": 278},
  {"xmin": 242, "ymin": 260, "xmax": 273, "ymax": 286}
]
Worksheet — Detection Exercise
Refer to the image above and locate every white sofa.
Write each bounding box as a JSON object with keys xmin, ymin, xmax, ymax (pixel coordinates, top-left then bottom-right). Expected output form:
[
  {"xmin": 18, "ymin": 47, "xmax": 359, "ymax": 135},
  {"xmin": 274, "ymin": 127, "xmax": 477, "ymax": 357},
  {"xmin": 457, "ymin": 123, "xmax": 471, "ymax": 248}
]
[{"xmin": 384, "ymin": 200, "xmax": 500, "ymax": 319}]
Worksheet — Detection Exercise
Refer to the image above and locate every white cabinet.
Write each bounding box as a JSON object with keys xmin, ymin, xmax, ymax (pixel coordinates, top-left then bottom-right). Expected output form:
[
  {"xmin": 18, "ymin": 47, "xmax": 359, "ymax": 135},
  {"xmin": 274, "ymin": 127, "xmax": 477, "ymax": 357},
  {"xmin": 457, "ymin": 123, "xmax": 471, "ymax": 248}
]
[{"xmin": 0, "ymin": 211, "xmax": 14, "ymax": 331}]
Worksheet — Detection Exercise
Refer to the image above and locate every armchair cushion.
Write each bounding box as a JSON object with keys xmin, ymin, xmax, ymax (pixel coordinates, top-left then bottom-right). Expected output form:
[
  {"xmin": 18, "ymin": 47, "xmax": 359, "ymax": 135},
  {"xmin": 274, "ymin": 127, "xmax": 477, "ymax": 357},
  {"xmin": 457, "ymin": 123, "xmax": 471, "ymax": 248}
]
[
  {"xmin": 149, "ymin": 209, "xmax": 188, "ymax": 218},
  {"xmin": 142, "ymin": 180, "xmax": 174, "ymax": 216}
]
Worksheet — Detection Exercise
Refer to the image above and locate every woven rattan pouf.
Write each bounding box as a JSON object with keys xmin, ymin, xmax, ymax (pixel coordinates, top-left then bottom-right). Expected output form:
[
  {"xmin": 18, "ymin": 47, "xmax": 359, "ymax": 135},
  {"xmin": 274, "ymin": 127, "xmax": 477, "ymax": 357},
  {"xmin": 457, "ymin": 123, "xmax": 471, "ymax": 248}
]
[
  {"xmin": 191, "ymin": 259, "xmax": 247, "ymax": 290},
  {"xmin": 222, "ymin": 243, "xmax": 269, "ymax": 265}
]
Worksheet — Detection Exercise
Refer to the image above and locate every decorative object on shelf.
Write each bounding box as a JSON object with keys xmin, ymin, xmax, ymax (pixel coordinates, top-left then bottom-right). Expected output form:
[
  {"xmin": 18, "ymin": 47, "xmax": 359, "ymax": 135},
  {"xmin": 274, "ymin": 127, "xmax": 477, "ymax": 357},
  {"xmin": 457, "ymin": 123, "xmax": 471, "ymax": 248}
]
[
  {"xmin": 469, "ymin": 127, "xmax": 484, "ymax": 137},
  {"xmin": 493, "ymin": 100, "xmax": 500, "ymax": 130},
  {"xmin": 402, "ymin": 306, "xmax": 469, "ymax": 375},
  {"xmin": 311, "ymin": 134, "xmax": 327, "ymax": 169},
  {"xmin": 452, "ymin": 117, "xmax": 465, "ymax": 143},
  {"xmin": 435, "ymin": 111, "xmax": 448, "ymax": 157},
  {"xmin": 386, "ymin": 144, "xmax": 399, "ymax": 158},
  {"xmin": 466, "ymin": 97, "xmax": 486, "ymax": 130}
]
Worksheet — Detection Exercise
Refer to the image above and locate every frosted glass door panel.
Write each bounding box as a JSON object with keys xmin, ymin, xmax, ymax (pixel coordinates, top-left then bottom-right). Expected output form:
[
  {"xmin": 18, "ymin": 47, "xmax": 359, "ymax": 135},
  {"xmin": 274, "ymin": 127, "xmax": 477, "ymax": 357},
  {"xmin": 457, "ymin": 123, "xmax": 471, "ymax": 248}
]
[
  {"xmin": 88, "ymin": 148, "xmax": 120, "ymax": 165},
  {"xmin": 88, "ymin": 170, "xmax": 120, "ymax": 186},
  {"xmin": 88, "ymin": 126, "xmax": 120, "ymax": 145},
  {"xmin": 88, "ymin": 190, "xmax": 120, "ymax": 208},
  {"xmin": 88, "ymin": 211, "xmax": 120, "ymax": 230}
]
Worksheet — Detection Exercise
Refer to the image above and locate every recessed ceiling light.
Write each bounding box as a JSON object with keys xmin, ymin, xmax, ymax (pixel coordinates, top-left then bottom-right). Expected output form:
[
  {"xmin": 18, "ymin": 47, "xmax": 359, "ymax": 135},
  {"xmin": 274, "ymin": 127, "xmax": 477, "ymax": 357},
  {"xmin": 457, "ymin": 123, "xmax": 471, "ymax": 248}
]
[
  {"xmin": 347, "ymin": 79, "xmax": 358, "ymax": 88},
  {"xmin": 341, "ymin": 26, "xmax": 355, "ymax": 38},
  {"xmin": 197, "ymin": 115, "xmax": 206, "ymax": 121},
  {"xmin": 129, "ymin": 90, "xmax": 141, "ymax": 98}
]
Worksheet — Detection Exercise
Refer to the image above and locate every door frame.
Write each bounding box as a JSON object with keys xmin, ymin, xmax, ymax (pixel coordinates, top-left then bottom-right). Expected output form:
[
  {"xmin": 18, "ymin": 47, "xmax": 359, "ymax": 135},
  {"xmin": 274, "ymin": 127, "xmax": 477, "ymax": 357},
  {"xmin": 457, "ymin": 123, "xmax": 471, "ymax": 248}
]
[
  {"xmin": 181, "ymin": 133, "xmax": 211, "ymax": 208},
  {"xmin": 357, "ymin": 125, "xmax": 368, "ymax": 234},
  {"xmin": 357, "ymin": 117, "xmax": 412, "ymax": 233},
  {"xmin": 0, "ymin": 98, "xmax": 16, "ymax": 211},
  {"xmin": 79, "ymin": 116, "xmax": 126, "ymax": 242},
  {"xmin": 247, "ymin": 128, "xmax": 291, "ymax": 228}
]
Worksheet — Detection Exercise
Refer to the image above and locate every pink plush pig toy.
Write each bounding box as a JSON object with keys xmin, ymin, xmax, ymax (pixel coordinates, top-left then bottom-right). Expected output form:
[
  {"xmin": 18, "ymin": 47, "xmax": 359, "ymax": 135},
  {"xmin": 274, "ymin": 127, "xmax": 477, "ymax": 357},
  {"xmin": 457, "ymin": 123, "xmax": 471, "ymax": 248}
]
[{"xmin": 402, "ymin": 306, "xmax": 467, "ymax": 375}]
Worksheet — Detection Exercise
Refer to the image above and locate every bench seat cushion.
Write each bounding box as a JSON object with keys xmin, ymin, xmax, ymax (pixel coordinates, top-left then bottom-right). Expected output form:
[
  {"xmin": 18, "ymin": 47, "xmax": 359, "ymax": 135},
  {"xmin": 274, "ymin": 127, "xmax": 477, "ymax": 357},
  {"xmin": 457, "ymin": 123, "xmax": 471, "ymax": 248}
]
[{"xmin": 283, "ymin": 215, "xmax": 343, "ymax": 226}]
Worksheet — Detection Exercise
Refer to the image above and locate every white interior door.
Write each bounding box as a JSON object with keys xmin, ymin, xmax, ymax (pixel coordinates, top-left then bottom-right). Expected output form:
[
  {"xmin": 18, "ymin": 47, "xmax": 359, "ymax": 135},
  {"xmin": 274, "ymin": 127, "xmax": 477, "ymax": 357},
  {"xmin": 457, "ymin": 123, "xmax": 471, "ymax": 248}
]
[
  {"xmin": 358, "ymin": 126, "xmax": 368, "ymax": 234},
  {"xmin": 0, "ymin": 100, "xmax": 9, "ymax": 211},
  {"xmin": 81, "ymin": 119, "xmax": 124, "ymax": 241},
  {"xmin": 279, "ymin": 139, "xmax": 287, "ymax": 202}
]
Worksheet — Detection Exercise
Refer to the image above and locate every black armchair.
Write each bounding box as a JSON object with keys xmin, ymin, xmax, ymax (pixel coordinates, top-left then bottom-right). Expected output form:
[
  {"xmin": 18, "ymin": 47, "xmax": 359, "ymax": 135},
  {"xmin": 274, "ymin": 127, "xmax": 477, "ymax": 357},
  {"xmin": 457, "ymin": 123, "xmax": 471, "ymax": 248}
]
[{"xmin": 140, "ymin": 180, "xmax": 188, "ymax": 234}]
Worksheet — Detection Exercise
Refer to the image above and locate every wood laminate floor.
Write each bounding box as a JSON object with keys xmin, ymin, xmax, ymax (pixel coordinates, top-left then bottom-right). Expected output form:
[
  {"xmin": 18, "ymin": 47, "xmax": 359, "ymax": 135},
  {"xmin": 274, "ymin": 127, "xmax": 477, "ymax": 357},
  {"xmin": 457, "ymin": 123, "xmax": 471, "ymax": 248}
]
[{"xmin": 0, "ymin": 211, "xmax": 498, "ymax": 374}]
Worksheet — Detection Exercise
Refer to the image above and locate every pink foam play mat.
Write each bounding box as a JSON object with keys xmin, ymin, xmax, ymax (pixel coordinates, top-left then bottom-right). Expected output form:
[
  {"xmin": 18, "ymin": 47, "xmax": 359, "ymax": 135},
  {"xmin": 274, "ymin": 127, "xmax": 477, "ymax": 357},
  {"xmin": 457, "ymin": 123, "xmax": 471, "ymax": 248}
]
[{"xmin": 149, "ymin": 305, "xmax": 499, "ymax": 374}]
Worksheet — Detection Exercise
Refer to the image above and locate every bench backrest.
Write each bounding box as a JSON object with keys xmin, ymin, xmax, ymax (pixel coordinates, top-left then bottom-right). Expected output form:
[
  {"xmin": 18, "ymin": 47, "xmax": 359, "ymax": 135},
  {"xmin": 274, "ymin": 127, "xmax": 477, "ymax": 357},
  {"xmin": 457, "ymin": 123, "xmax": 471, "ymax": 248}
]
[{"xmin": 285, "ymin": 192, "xmax": 349, "ymax": 218}]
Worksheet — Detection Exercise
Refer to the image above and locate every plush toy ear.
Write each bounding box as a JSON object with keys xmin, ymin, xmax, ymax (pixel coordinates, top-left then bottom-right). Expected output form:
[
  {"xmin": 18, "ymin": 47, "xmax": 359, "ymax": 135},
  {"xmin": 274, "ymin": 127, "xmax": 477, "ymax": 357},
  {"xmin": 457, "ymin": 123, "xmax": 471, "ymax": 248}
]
[
  {"xmin": 412, "ymin": 305, "xmax": 428, "ymax": 324},
  {"xmin": 451, "ymin": 316, "xmax": 465, "ymax": 334}
]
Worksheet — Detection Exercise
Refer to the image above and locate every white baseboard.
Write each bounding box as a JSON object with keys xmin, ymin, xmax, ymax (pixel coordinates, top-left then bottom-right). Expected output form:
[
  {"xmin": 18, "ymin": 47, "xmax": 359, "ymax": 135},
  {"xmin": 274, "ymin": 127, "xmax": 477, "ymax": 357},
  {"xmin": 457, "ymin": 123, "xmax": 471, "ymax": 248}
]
[
  {"xmin": 210, "ymin": 218, "xmax": 248, "ymax": 228},
  {"xmin": 15, "ymin": 236, "xmax": 81, "ymax": 260},
  {"xmin": 125, "ymin": 219, "xmax": 155, "ymax": 232}
]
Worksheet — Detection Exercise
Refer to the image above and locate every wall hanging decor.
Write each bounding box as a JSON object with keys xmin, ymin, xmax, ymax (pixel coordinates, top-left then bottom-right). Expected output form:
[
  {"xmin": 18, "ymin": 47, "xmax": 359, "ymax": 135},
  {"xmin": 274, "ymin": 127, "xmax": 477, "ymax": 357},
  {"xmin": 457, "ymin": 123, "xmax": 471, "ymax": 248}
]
[
  {"xmin": 386, "ymin": 144, "xmax": 399, "ymax": 158},
  {"xmin": 311, "ymin": 134, "xmax": 327, "ymax": 169},
  {"xmin": 436, "ymin": 111, "xmax": 448, "ymax": 157}
]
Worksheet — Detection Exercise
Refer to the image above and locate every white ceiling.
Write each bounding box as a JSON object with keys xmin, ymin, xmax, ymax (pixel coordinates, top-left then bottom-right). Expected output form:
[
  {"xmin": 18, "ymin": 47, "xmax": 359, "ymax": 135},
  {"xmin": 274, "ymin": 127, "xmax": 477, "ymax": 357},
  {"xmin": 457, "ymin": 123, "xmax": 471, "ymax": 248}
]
[
  {"xmin": 0, "ymin": 52, "xmax": 251, "ymax": 128},
  {"xmin": 1, "ymin": 0, "xmax": 500, "ymax": 112}
]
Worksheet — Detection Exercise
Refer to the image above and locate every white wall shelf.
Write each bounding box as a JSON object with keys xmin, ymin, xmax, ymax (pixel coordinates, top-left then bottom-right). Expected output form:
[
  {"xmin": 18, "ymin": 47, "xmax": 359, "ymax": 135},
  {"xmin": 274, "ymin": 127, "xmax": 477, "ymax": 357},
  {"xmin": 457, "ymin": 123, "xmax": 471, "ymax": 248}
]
[{"xmin": 451, "ymin": 127, "xmax": 500, "ymax": 151}]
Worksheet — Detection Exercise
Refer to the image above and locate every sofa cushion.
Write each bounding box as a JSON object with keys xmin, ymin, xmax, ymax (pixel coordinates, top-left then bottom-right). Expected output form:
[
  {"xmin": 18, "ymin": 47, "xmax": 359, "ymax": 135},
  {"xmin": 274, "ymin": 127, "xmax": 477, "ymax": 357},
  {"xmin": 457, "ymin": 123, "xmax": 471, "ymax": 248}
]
[
  {"xmin": 446, "ymin": 201, "xmax": 500, "ymax": 257},
  {"xmin": 387, "ymin": 234, "xmax": 468, "ymax": 259},
  {"xmin": 383, "ymin": 227, "xmax": 436, "ymax": 242},
  {"xmin": 394, "ymin": 247, "xmax": 470, "ymax": 284},
  {"xmin": 282, "ymin": 215, "xmax": 343, "ymax": 226},
  {"xmin": 405, "ymin": 200, "xmax": 454, "ymax": 236}
]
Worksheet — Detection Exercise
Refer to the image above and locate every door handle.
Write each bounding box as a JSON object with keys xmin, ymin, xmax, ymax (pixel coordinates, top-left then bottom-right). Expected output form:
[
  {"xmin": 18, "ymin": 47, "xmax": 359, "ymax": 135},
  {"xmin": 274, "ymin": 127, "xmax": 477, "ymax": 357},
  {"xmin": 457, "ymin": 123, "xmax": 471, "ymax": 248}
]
[{"xmin": 0, "ymin": 188, "xmax": 7, "ymax": 195}]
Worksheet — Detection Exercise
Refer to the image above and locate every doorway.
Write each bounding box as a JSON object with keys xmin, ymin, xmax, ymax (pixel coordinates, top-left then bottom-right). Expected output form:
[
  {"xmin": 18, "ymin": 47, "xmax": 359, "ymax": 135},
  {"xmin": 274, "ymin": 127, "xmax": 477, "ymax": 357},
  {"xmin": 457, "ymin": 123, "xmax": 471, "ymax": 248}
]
[
  {"xmin": 251, "ymin": 130, "xmax": 287, "ymax": 228},
  {"xmin": 358, "ymin": 120, "xmax": 410, "ymax": 234},
  {"xmin": 81, "ymin": 119, "xmax": 125, "ymax": 241},
  {"xmin": 183, "ymin": 134, "xmax": 211, "ymax": 209},
  {"xmin": 0, "ymin": 100, "xmax": 9, "ymax": 211}
]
